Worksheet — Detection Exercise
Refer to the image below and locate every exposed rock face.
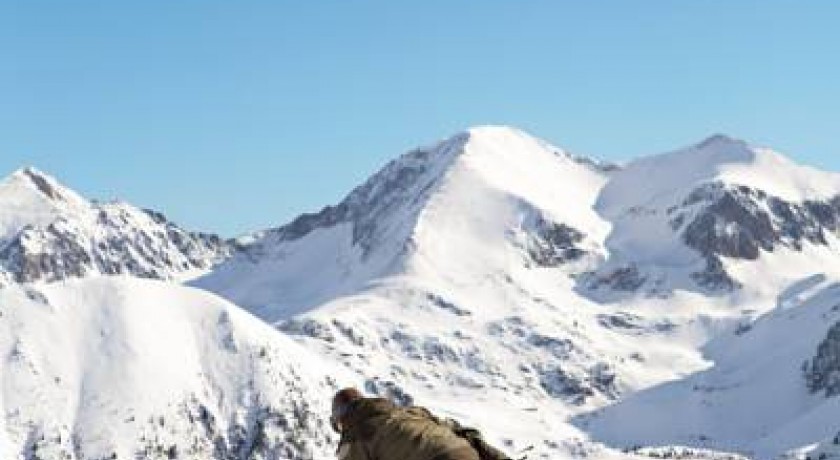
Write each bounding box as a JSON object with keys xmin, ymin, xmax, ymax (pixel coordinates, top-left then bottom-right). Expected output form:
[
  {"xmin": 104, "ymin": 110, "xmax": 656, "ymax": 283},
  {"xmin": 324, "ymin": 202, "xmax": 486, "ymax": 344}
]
[
  {"xmin": 672, "ymin": 183, "xmax": 840, "ymax": 291},
  {"xmin": 679, "ymin": 183, "xmax": 840, "ymax": 259},
  {"xmin": 567, "ymin": 154, "xmax": 622, "ymax": 175},
  {"xmin": 596, "ymin": 312, "xmax": 677, "ymax": 335},
  {"xmin": 487, "ymin": 316, "xmax": 621, "ymax": 405},
  {"xmin": 805, "ymin": 321, "xmax": 840, "ymax": 398},
  {"xmin": 526, "ymin": 216, "xmax": 587, "ymax": 267},
  {"xmin": 21, "ymin": 168, "xmax": 68, "ymax": 201},
  {"xmin": 691, "ymin": 256, "xmax": 741, "ymax": 292},
  {"xmin": 537, "ymin": 362, "xmax": 619, "ymax": 405},
  {"xmin": 682, "ymin": 187, "xmax": 775, "ymax": 260},
  {"xmin": 584, "ymin": 265, "xmax": 647, "ymax": 293}
]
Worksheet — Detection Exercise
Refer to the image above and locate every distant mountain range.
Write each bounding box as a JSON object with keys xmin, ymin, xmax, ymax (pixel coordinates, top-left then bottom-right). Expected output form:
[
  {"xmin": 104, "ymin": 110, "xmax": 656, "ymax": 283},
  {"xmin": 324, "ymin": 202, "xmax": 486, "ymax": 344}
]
[
  {"xmin": 2, "ymin": 127, "xmax": 839, "ymax": 459},
  {"xmin": 0, "ymin": 167, "xmax": 232, "ymax": 285}
]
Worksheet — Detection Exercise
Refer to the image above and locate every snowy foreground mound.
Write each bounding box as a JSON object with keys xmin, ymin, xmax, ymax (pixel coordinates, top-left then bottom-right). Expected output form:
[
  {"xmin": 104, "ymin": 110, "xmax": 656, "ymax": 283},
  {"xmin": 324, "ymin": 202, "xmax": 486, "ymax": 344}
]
[{"xmin": 0, "ymin": 277, "xmax": 343, "ymax": 459}]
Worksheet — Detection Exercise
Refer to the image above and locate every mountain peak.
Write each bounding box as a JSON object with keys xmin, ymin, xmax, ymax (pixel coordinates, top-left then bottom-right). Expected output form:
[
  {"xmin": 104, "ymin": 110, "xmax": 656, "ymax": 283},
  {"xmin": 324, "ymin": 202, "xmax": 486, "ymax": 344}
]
[
  {"xmin": 5, "ymin": 166, "xmax": 86, "ymax": 205},
  {"xmin": 672, "ymin": 133, "xmax": 757, "ymax": 167},
  {"xmin": 462, "ymin": 125, "xmax": 557, "ymax": 151},
  {"xmin": 600, "ymin": 133, "xmax": 840, "ymax": 220},
  {"xmin": 11, "ymin": 166, "xmax": 54, "ymax": 182},
  {"xmin": 460, "ymin": 125, "xmax": 616, "ymax": 171},
  {"xmin": 694, "ymin": 133, "xmax": 749, "ymax": 151},
  {"xmin": 464, "ymin": 124, "xmax": 527, "ymax": 138}
]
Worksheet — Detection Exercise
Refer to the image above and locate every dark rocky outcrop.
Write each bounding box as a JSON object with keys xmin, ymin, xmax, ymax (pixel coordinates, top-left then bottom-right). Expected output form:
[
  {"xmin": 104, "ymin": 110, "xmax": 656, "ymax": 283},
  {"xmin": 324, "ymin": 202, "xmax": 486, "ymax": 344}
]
[
  {"xmin": 680, "ymin": 183, "xmax": 840, "ymax": 260},
  {"xmin": 526, "ymin": 217, "xmax": 586, "ymax": 267},
  {"xmin": 674, "ymin": 183, "xmax": 840, "ymax": 291},
  {"xmin": 537, "ymin": 362, "xmax": 619, "ymax": 405},
  {"xmin": 584, "ymin": 265, "xmax": 647, "ymax": 292},
  {"xmin": 690, "ymin": 256, "xmax": 741, "ymax": 292},
  {"xmin": 804, "ymin": 321, "xmax": 840, "ymax": 398}
]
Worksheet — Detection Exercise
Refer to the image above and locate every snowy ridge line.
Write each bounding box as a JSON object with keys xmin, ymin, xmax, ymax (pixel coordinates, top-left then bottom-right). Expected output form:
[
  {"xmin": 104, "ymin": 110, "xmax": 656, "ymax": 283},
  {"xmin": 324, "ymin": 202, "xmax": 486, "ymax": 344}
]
[{"xmin": 0, "ymin": 167, "xmax": 236, "ymax": 287}]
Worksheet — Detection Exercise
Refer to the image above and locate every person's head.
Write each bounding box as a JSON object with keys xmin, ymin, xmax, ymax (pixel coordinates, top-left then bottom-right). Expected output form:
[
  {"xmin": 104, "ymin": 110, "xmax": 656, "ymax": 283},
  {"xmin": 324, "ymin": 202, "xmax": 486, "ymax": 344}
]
[{"xmin": 330, "ymin": 387, "xmax": 364, "ymax": 433}]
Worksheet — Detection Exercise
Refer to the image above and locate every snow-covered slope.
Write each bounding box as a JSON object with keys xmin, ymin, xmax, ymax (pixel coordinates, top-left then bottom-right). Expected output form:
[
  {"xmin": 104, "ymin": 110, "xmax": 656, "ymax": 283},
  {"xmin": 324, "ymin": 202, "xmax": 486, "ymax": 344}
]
[
  {"xmin": 578, "ymin": 275, "xmax": 840, "ymax": 459},
  {"xmin": 0, "ymin": 276, "xmax": 347, "ymax": 459},
  {"xmin": 0, "ymin": 167, "xmax": 232, "ymax": 286},
  {"xmin": 783, "ymin": 431, "xmax": 840, "ymax": 460}
]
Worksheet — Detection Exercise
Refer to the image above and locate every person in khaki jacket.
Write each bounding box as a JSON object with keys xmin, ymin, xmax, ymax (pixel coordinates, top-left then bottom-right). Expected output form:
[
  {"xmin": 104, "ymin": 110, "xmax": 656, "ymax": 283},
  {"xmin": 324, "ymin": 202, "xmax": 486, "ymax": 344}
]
[{"xmin": 330, "ymin": 388, "xmax": 511, "ymax": 460}]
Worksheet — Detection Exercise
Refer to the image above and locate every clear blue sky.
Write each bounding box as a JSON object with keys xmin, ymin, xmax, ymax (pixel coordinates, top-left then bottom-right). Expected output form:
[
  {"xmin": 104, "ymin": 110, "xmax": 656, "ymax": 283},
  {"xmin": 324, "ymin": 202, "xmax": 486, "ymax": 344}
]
[{"xmin": 2, "ymin": 2, "xmax": 839, "ymax": 236}]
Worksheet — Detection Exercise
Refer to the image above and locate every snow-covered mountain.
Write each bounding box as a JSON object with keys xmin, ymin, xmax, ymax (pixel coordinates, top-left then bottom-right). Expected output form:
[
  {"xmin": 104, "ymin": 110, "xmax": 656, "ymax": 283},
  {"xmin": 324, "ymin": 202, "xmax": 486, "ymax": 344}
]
[
  {"xmin": 197, "ymin": 127, "xmax": 840, "ymax": 460},
  {"xmin": 0, "ymin": 276, "xmax": 346, "ymax": 459},
  {"xmin": 589, "ymin": 134, "xmax": 840, "ymax": 298},
  {"xmin": 5, "ymin": 126, "xmax": 840, "ymax": 460},
  {"xmin": 0, "ymin": 167, "xmax": 233, "ymax": 286},
  {"xmin": 197, "ymin": 127, "xmax": 613, "ymax": 318}
]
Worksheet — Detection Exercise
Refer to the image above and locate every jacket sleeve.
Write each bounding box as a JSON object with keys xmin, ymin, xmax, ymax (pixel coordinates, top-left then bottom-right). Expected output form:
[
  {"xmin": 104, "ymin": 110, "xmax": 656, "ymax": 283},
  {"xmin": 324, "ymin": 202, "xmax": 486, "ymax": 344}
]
[
  {"xmin": 336, "ymin": 438, "xmax": 372, "ymax": 460},
  {"xmin": 442, "ymin": 417, "xmax": 513, "ymax": 460}
]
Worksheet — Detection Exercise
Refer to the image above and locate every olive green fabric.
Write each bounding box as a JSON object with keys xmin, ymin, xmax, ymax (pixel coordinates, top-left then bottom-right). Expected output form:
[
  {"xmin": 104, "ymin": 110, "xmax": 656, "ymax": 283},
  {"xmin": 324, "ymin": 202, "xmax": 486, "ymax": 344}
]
[
  {"xmin": 336, "ymin": 398, "xmax": 479, "ymax": 460},
  {"xmin": 446, "ymin": 420, "xmax": 511, "ymax": 460}
]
